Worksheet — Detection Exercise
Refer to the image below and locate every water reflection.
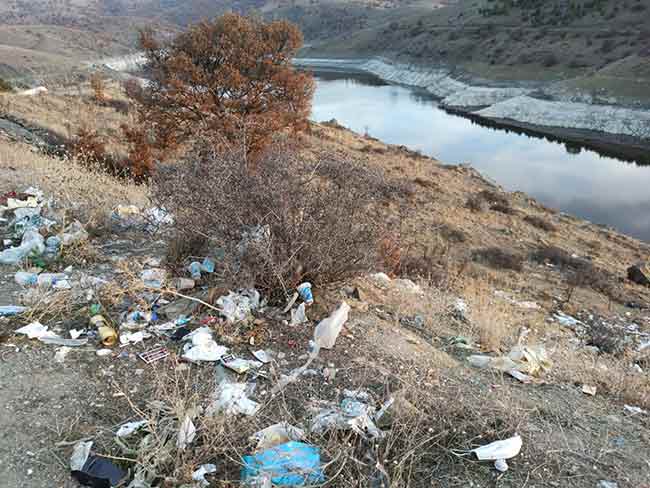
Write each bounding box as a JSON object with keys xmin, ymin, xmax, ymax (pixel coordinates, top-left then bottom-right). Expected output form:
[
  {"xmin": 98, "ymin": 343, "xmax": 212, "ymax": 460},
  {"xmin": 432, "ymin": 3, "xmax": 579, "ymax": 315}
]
[{"xmin": 310, "ymin": 71, "xmax": 650, "ymax": 241}]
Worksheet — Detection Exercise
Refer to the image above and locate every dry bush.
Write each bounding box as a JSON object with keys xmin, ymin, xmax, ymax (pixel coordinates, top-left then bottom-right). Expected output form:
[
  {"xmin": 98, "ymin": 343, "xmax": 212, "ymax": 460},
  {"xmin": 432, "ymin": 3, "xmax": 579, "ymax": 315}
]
[
  {"xmin": 152, "ymin": 143, "xmax": 385, "ymax": 294},
  {"xmin": 586, "ymin": 320, "xmax": 629, "ymax": 355},
  {"xmin": 70, "ymin": 127, "xmax": 108, "ymax": 165},
  {"xmin": 530, "ymin": 245, "xmax": 616, "ymax": 298},
  {"xmin": 489, "ymin": 202, "xmax": 515, "ymax": 215},
  {"xmin": 523, "ymin": 214, "xmax": 557, "ymax": 232},
  {"xmin": 379, "ymin": 232, "xmax": 401, "ymax": 277},
  {"xmin": 478, "ymin": 189, "xmax": 509, "ymax": 207},
  {"xmin": 0, "ymin": 78, "xmax": 11, "ymax": 92},
  {"xmin": 121, "ymin": 124, "xmax": 155, "ymax": 179},
  {"xmin": 437, "ymin": 222, "xmax": 468, "ymax": 244},
  {"xmin": 465, "ymin": 194, "xmax": 485, "ymax": 212},
  {"xmin": 0, "ymin": 141, "xmax": 148, "ymax": 228},
  {"xmin": 472, "ymin": 247, "xmax": 524, "ymax": 272},
  {"xmin": 128, "ymin": 13, "xmax": 314, "ymax": 160},
  {"xmin": 530, "ymin": 244, "xmax": 575, "ymax": 268},
  {"xmin": 398, "ymin": 237, "xmax": 467, "ymax": 288}
]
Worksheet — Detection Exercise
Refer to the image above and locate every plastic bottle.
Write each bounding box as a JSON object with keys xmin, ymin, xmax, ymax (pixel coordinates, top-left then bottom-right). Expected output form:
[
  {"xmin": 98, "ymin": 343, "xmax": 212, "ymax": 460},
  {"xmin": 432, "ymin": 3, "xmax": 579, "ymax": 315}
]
[
  {"xmin": 45, "ymin": 236, "xmax": 61, "ymax": 256},
  {"xmin": 15, "ymin": 271, "xmax": 38, "ymax": 286},
  {"xmin": 37, "ymin": 273, "xmax": 68, "ymax": 288},
  {"xmin": 188, "ymin": 261, "xmax": 202, "ymax": 280}
]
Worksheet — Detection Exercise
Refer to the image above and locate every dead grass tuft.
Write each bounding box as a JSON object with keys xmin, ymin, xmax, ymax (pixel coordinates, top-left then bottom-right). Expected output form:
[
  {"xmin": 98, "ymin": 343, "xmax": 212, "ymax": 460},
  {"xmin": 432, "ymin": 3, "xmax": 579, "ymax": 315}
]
[
  {"xmin": 524, "ymin": 214, "xmax": 557, "ymax": 232},
  {"xmin": 463, "ymin": 281, "xmax": 517, "ymax": 351}
]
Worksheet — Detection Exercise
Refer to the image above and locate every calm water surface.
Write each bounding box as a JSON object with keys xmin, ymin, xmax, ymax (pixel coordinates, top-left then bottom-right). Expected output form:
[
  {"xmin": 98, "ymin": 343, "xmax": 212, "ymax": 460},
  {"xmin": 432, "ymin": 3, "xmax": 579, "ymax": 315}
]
[{"xmin": 310, "ymin": 71, "xmax": 650, "ymax": 241}]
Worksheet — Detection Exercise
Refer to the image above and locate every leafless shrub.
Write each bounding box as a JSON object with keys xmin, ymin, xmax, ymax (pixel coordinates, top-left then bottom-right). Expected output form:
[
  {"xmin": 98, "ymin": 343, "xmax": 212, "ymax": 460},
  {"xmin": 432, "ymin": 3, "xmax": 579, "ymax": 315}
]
[
  {"xmin": 490, "ymin": 202, "xmax": 515, "ymax": 215},
  {"xmin": 478, "ymin": 189, "xmax": 509, "ymax": 207},
  {"xmin": 587, "ymin": 320, "xmax": 627, "ymax": 355},
  {"xmin": 530, "ymin": 245, "xmax": 574, "ymax": 268},
  {"xmin": 465, "ymin": 194, "xmax": 485, "ymax": 212},
  {"xmin": 466, "ymin": 189, "xmax": 509, "ymax": 213},
  {"xmin": 152, "ymin": 142, "xmax": 385, "ymax": 295},
  {"xmin": 524, "ymin": 214, "xmax": 557, "ymax": 232},
  {"xmin": 530, "ymin": 245, "xmax": 616, "ymax": 298},
  {"xmin": 437, "ymin": 223, "xmax": 468, "ymax": 243},
  {"xmin": 472, "ymin": 247, "xmax": 524, "ymax": 272}
]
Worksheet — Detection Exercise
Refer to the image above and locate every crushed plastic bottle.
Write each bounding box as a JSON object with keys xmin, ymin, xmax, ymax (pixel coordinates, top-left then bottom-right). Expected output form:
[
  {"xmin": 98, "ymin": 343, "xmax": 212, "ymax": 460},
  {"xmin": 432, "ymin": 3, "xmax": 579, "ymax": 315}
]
[
  {"xmin": 0, "ymin": 229, "xmax": 45, "ymax": 265},
  {"xmin": 15, "ymin": 271, "xmax": 38, "ymax": 286},
  {"xmin": 188, "ymin": 261, "xmax": 202, "ymax": 280},
  {"xmin": 37, "ymin": 273, "xmax": 68, "ymax": 288},
  {"xmin": 0, "ymin": 305, "xmax": 27, "ymax": 316}
]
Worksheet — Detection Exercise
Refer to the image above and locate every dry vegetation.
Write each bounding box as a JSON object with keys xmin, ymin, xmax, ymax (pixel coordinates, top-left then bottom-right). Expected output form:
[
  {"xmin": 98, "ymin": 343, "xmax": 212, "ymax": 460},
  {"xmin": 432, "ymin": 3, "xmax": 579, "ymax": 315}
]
[{"xmin": 0, "ymin": 140, "xmax": 148, "ymax": 228}]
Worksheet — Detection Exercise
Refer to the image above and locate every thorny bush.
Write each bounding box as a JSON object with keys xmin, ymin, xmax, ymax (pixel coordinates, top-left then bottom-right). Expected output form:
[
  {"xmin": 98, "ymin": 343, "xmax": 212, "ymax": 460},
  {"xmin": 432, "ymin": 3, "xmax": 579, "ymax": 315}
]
[{"xmin": 153, "ymin": 143, "xmax": 385, "ymax": 295}]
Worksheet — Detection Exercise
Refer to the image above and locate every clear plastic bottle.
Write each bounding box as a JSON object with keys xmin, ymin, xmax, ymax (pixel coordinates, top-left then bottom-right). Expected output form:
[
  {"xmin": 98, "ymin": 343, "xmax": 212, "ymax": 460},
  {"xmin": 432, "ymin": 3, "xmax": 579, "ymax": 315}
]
[
  {"xmin": 37, "ymin": 273, "xmax": 68, "ymax": 288},
  {"xmin": 15, "ymin": 271, "xmax": 38, "ymax": 286}
]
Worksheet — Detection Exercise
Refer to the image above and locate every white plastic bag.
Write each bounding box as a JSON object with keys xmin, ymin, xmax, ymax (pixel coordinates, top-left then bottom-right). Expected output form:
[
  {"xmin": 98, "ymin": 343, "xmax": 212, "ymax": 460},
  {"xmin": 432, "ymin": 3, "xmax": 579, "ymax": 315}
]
[{"xmin": 313, "ymin": 302, "xmax": 350, "ymax": 349}]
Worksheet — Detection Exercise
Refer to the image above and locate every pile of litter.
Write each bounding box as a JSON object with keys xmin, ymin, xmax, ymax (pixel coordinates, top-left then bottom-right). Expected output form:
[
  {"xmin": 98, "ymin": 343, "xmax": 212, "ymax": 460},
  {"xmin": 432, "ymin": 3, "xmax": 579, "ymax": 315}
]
[{"xmin": 0, "ymin": 187, "xmax": 88, "ymax": 265}]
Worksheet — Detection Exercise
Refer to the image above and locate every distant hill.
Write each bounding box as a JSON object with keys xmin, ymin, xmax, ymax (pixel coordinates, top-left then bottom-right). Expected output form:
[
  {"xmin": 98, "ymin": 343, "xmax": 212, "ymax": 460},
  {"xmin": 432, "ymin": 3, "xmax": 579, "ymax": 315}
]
[
  {"xmin": 0, "ymin": 0, "xmax": 431, "ymax": 82},
  {"xmin": 0, "ymin": 0, "xmax": 647, "ymax": 103},
  {"xmin": 302, "ymin": 0, "xmax": 650, "ymax": 103}
]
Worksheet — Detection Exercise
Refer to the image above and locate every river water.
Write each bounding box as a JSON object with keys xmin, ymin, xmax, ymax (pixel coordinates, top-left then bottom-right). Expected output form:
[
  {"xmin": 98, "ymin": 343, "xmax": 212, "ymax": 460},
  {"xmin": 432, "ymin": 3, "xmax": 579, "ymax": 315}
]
[{"xmin": 310, "ymin": 70, "xmax": 650, "ymax": 242}]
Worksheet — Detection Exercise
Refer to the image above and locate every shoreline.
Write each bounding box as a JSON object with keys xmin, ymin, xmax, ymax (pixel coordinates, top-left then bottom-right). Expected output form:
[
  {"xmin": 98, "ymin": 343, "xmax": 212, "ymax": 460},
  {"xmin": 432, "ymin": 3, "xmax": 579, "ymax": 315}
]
[{"xmin": 295, "ymin": 57, "xmax": 650, "ymax": 164}]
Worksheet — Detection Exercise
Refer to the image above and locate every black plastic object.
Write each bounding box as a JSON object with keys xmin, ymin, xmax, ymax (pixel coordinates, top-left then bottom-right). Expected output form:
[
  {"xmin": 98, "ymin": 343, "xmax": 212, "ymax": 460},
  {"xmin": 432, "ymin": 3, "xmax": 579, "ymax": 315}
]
[
  {"xmin": 171, "ymin": 326, "xmax": 191, "ymax": 341},
  {"xmin": 71, "ymin": 455, "xmax": 126, "ymax": 488}
]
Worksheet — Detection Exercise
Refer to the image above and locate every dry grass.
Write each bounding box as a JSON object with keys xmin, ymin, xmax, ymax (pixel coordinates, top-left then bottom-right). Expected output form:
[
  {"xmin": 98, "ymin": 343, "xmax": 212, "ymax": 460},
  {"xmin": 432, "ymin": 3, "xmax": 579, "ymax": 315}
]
[
  {"xmin": 553, "ymin": 348, "xmax": 650, "ymax": 410},
  {"xmin": 1, "ymin": 81, "xmax": 132, "ymax": 154},
  {"xmin": 0, "ymin": 140, "xmax": 149, "ymax": 228},
  {"xmin": 462, "ymin": 280, "xmax": 518, "ymax": 352}
]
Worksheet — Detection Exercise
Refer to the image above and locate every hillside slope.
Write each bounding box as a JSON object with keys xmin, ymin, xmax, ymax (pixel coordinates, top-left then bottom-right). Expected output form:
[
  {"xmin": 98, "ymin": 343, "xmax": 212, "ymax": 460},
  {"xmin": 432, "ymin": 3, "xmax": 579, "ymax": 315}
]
[{"xmin": 303, "ymin": 0, "xmax": 650, "ymax": 104}]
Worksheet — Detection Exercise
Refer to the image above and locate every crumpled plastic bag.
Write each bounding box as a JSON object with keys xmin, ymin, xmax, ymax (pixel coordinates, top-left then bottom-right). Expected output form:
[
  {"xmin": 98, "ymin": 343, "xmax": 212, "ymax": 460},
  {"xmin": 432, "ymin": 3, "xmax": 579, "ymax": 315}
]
[
  {"xmin": 241, "ymin": 441, "xmax": 324, "ymax": 486},
  {"xmin": 309, "ymin": 391, "xmax": 389, "ymax": 441},
  {"xmin": 192, "ymin": 464, "xmax": 217, "ymax": 487},
  {"xmin": 207, "ymin": 379, "xmax": 260, "ymax": 417},
  {"xmin": 471, "ymin": 434, "xmax": 522, "ymax": 472},
  {"xmin": 0, "ymin": 229, "xmax": 45, "ymax": 265},
  {"xmin": 251, "ymin": 423, "xmax": 306, "ymax": 451},
  {"xmin": 313, "ymin": 302, "xmax": 350, "ymax": 349},
  {"xmin": 216, "ymin": 289, "xmax": 261, "ymax": 323},
  {"xmin": 468, "ymin": 344, "xmax": 551, "ymax": 376},
  {"xmin": 60, "ymin": 220, "xmax": 88, "ymax": 246},
  {"xmin": 182, "ymin": 327, "xmax": 228, "ymax": 362},
  {"xmin": 116, "ymin": 420, "xmax": 148, "ymax": 438},
  {"xmin": 290, "ymin": 303, "xmax": 308, "ymax": 326}
]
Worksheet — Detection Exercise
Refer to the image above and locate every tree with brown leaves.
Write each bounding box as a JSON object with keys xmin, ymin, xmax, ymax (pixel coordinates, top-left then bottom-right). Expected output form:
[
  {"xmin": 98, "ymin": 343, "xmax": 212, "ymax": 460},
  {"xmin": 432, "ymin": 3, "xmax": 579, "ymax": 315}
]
[{"xmin": 127, "ymin": 13, "xmax": 315, "ymax": 162}]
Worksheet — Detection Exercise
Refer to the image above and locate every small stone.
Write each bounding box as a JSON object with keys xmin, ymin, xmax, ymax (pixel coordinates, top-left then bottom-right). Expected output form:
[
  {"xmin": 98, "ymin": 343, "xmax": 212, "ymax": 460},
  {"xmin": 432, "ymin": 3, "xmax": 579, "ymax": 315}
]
[{"xmin": 581, "ymin": 384, "xmax": 597, "ymax": 396}]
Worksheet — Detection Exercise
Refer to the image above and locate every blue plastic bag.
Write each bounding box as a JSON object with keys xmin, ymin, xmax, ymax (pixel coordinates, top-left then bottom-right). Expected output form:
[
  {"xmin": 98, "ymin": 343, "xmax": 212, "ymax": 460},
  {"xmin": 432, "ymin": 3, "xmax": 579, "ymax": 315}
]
[{"xmin": 241, "ymin": 441, "xmax": 324, "ymax": 486}]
